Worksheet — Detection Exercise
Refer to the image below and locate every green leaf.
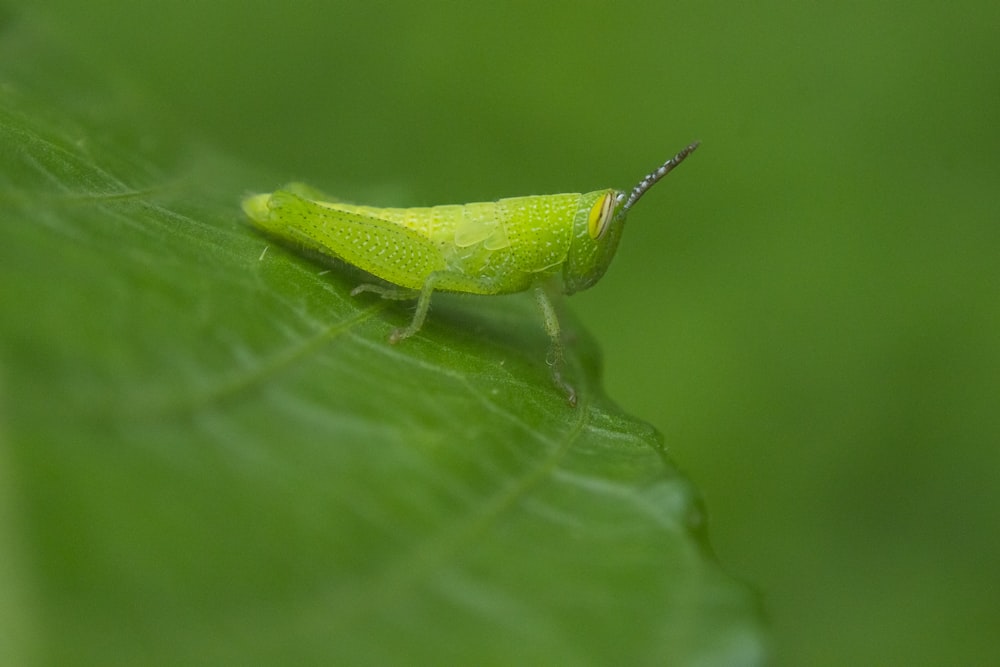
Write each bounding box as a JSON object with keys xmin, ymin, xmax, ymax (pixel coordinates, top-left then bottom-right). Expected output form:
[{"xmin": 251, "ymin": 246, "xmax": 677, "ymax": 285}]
[{"xmin": 0, "ymin": 16, "xmax": 764, "ymax": 667}]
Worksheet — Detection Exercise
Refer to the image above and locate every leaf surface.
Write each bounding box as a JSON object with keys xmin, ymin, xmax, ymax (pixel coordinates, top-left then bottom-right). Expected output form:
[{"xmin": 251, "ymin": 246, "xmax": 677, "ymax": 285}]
[{"xmin": 0, "ymin": 17, "xmax": 764, "ymax": 666}]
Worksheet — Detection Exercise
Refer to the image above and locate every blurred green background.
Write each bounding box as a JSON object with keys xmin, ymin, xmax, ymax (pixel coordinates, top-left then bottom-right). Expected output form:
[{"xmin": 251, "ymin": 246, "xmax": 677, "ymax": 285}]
[{"xmin": 22, "ymin": 0, "xmax": 1000, "ymax": 664}]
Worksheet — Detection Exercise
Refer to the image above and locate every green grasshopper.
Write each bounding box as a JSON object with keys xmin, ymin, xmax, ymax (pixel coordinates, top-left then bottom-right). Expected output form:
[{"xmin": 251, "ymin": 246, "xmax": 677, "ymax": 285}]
[{"xmin": 243, "ymin": 141, "xmax": 699, "ymax": 405}]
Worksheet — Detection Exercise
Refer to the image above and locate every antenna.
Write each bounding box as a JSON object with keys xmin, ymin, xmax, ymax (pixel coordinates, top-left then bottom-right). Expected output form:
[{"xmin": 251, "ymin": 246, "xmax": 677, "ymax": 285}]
[{"xmin": 619, "ymin": 140, "xmax": 700, "ymax": 215}]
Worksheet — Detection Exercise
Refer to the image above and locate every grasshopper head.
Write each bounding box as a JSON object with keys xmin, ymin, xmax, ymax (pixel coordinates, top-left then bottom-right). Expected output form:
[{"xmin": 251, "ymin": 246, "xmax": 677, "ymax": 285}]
[
  {"xmin": 562, "ymin": 189, "xmax": 626, "ymax": 294},
  {"xmin": 561, "ymin": 141, "xmax": 700, "ymax": 295}
]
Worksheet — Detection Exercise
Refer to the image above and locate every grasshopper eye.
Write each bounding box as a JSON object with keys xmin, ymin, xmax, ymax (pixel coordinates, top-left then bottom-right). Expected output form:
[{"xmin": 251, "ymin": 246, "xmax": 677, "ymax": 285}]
[{"xmin": 587, "ymin": 192, "xmax": 615, "ymax": 240}]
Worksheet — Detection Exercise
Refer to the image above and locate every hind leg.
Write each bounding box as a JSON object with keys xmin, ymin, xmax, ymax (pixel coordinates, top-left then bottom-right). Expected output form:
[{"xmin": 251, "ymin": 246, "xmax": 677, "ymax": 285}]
[{"xmin": 351, "ymin": 274, "xmax": 440, "ymax": 344}]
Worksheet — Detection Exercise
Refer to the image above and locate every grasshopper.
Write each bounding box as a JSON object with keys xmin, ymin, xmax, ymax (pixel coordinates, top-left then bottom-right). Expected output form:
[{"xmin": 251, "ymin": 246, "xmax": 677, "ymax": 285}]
[{"xmin": 243, "ymin": 141, "xmax": 699, "ymax": 405}]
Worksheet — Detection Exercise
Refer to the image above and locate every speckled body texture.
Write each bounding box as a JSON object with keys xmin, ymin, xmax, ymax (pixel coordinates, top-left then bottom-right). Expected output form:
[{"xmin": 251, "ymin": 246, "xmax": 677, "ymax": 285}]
[
  {"xmin": 242, "ymin": 144, "xmax": 696, "ymax": 405},
  {"xmin": 243, "ymin": 187, "xmax": 625, "ymax": 296}
]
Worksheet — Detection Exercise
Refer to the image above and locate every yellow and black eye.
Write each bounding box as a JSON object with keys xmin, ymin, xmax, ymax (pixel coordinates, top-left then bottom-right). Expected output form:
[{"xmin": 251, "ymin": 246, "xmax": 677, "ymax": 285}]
[{"xmin": 587, "ymin": 192, "xmax": 615, "ymax": 240}]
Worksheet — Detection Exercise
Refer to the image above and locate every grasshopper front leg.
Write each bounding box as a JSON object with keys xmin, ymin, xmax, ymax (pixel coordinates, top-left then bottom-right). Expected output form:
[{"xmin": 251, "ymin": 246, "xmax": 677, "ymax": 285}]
[
  {"xmin": 534, "ymin": 286, "xmax": 577, "ymax": 407},
  {"xmin": 354, "ymin": 278, "xmax": 578, "ymax": 406}
]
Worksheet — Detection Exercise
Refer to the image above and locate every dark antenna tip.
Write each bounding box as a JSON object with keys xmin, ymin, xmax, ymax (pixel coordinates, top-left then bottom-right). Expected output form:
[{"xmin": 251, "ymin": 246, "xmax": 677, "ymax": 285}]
[{"xmin": 620, "ymin": 140, "xmax": 701, "ymax": 214}]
